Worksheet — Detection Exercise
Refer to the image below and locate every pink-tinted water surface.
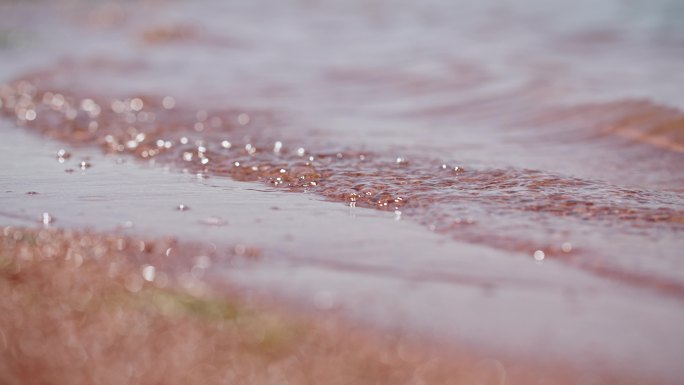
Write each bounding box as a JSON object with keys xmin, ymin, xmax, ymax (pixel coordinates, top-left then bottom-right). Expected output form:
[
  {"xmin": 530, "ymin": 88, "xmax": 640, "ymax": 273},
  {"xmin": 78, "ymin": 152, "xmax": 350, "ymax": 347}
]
[{"xmin": 1, "ymin": 0, "xmax": 684, "ymax": 383}]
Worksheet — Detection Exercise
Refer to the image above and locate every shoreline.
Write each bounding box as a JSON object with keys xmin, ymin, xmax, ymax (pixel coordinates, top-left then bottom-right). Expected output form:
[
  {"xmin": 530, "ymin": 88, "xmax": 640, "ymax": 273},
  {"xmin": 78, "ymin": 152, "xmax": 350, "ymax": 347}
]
[
  {"xmin": 0, "ymin": 226, "xmax": 661, "ymax": 385},
  {"xmin": 1, "ymin": 117, "xmax": 683, "ymax": 383},
  {"xmin": 2, "ymin": 1, "xmax": 683, "ymax": 382}
]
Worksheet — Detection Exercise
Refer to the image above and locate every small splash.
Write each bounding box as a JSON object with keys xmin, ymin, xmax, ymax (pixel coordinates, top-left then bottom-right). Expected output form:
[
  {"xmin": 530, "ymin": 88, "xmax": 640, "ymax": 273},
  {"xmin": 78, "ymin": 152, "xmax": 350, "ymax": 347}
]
[{"xmin": 176, "ymin": 204, "xmax": 190, "ymax": 211}]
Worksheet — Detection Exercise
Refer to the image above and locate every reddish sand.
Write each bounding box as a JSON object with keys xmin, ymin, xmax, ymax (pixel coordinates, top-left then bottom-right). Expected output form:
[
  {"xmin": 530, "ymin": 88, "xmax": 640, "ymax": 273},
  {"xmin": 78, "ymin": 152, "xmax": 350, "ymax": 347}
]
[{"xmin": 0, "ymin": 226, "xmax": 653, "ymax": 385}]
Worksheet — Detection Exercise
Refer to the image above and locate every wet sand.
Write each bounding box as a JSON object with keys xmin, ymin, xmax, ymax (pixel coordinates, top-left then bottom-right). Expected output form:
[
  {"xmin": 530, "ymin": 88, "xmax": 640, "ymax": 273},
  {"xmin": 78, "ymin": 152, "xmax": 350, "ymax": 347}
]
[
  {"xmin": 0, "ymin": 226, "xmax": 652, "ymax": 385},
  {"xmin": 1, "ymin": 0, "xmax": 684, "ymax": 384}
]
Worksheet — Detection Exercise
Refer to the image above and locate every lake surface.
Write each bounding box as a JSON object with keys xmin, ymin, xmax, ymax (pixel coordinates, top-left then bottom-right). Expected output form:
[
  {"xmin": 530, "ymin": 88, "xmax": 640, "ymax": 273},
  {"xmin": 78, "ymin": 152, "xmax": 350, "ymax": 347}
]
[{"xmin": 1, "ymin": 0, "xmax": 683, "ymax": 382}]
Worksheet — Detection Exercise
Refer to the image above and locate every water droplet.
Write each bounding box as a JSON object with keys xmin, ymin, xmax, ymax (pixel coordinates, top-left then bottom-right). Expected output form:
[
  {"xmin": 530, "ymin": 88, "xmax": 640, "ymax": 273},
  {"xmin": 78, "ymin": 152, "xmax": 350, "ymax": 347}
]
[
  {"xmin": 142, "ymin": 265, "xmax": 156, "ymax": 282},
  {"xmin": 162, "ymin": 96, "xmax": 176, "ymax": 110},
  {"xmin": 41, "ymin": 212, "xmax": 53, "ymax": 225},
  {"xmin": 79, "ymin": 161, "xmax": 91, "ymax": 170},
  {"xmin": 24, "ymin": 109, "xmax": 36, "ymax": 121},
  {"xmin": 237, "ymin": 113, "xmax": 250, "ymax": 125},
  {"xmin": 130, "ymin": 97, "xmax": 144, "ymax": 111},
  {"xmin": 57, "ymin": 149, "xmax": 71, "ymax": 159},
  {"xmin": 273, "ymin": 141, "xmax": 283, "ymax": 153},
  {"xmin": 176, "ymin": 204, "xmax": 190, "ymax": 211}
]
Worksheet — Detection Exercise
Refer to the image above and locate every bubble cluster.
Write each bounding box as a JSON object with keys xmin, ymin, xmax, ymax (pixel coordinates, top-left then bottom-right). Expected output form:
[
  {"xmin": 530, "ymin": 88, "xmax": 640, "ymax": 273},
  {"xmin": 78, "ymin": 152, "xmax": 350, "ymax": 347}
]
[{"xmin": 2, "ymin": 79, "xmax": 683, "ymax": 295}]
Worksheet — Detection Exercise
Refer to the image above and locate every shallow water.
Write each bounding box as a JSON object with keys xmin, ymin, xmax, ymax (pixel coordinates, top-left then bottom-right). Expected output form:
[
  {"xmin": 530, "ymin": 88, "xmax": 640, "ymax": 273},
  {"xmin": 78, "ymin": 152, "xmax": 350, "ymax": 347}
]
[{"xmin": 1, "ymin": 0, "xmax": 684, "ymax": 382}]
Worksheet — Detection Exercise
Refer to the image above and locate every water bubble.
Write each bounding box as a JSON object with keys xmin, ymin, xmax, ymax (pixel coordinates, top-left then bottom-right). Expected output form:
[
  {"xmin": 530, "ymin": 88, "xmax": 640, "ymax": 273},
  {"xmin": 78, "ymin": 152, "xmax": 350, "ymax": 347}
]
[
  {"xmin": 561, "ymin": 242, "xmax": 573, "ymax": 253},
  {"xmin": 533, "ymin": 250, "xmax": 545, "ymax": 261},
  {"xmin": 245, "ymin": 143, "xmax": 256, "ymax": 155},
  {"xmin": 162, "ymin": 96, "xmax": 176, "ymax": 110},
  {"xmin": 141, "ymin": 265, "xmax": 156, "ymax": 282},
  {"xmin": 273, "ymin": 141, "xmax": 283, "ymax": 153},
  {"xmin": 130, "ymin": 97, "xmax": 144, "ymax": 111},
  {"xmin": 221, "ymin": 140, "xmax": 232, "ymax": 149},
  {"xmin": 440, "ymin": 164, "xmax": 463, "ymax": 173},
  {"xmin": 237, "ymin": 113, "xmax": 250, "ymax": 125},
  {"xmin": 57, "ymin": 149, "xmax": 71, "ymax": 160},
  {"xmin": 41, "ymin": 212, "xmax": 53, "ymax": 225},
  {"xmin": 297, "ymin": 147, "xmax": 306, "ymax": 157},
  {"xmin": 52, "ymin": 94, "xmax": 65, "ymax": 108},
  {"xmin": 180, "ymin": 136, "xmax": 189, "ymax": 145},
  {"xmin": 176, "ymin": 204, "xmax": 190, "ymax": 211},
  {"xmin": 80, "ymin": 98, "xmax": 96, "ymax": 111},
  {"xmin": 79, "ymin": 161, "xmax": 92, "ymax": 170},
  {"xmin": 24, "ymin": 109, "xmax": 36, "ymax": 121}
]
